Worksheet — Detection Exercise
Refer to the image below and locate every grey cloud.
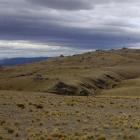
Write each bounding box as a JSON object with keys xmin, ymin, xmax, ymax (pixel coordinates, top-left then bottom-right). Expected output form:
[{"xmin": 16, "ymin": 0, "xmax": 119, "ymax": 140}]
[
  {"xmin": 28, "ymin": 0, "xmax": 93, "ymax": 11},
  {"xmin": 0, "ymin": 0, "xmax": 140, "ymax": 58},
  {"xmin": 0, "ymin": 15, "xmax": 138, "ymax": 49},
  {"xmin": 27, "ymin": 0, "xmax": 138, "ymax": 11}
]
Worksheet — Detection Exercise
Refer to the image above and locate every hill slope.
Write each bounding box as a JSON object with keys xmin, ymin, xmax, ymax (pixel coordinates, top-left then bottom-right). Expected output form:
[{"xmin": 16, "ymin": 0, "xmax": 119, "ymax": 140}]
[{"xmin": 0, "ymin": 48, "xmax": 140, "ymax": 96}]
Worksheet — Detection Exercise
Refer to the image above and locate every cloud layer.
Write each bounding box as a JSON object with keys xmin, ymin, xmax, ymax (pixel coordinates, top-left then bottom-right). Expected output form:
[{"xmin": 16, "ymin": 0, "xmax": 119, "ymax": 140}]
[
  {"xmin": 28, "ymin": 0, "xmax": 93, "ymax": 10},
  {"xmin": 0, "ymin": 0, "xmax": 140, "ymax": 58}
]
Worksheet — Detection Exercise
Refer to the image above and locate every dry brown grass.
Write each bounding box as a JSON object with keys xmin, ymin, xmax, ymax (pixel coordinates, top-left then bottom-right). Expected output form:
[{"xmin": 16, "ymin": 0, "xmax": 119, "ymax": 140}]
[{"xmin": 0, "ymin": 90, "xmax": 140, "ymax": 140}]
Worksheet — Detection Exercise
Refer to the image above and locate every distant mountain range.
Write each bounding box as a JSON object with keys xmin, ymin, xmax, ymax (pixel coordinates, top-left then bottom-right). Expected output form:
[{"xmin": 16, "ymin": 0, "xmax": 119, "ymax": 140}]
[{"xmin": 0, "ymin": 57, "xmax": 49, "ymax": 66}]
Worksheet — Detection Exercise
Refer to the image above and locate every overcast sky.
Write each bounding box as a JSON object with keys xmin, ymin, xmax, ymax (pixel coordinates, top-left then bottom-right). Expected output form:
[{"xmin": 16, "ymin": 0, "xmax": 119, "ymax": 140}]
[{"xmin": 0, "ymin": 0, "xmax": 140, "ymax": 58}]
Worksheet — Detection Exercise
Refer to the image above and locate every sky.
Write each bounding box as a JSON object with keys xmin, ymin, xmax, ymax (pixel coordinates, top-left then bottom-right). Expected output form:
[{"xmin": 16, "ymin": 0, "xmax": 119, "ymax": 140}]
[{"xmin": 0, "ymin": 0, "xmax": 140, "ymax": 58}]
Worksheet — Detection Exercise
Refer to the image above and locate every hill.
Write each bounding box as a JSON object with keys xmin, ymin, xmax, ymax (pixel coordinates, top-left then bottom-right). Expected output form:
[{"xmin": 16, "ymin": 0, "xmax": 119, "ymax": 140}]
[
  {"xmin": 0, "ymin": 57, "xmax": 48, "ymax": 66},
  {"xmin": 0, "ymin": 48, "xmax": 140, "ymax": 96}
]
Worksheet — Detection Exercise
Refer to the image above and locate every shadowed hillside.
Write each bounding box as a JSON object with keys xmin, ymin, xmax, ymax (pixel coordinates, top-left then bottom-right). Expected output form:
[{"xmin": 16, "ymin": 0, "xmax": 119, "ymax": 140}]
[{"xmin": 0, "ymin": 48, "xmax": 140, "ymax": 96}]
